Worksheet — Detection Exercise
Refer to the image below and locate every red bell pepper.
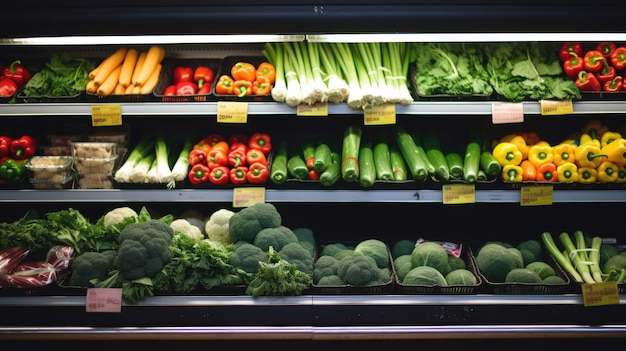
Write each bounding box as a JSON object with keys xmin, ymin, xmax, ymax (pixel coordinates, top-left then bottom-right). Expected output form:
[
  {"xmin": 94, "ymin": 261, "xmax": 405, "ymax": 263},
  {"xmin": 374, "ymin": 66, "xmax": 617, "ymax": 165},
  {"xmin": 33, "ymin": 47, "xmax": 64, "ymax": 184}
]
[
  {"xmin": 229, "ymin": 166, "xmax": 248, "ymax": 184},
  {"xmin": 597, "ymin": 42, "xmax": 616, "ymax": 58},
  {"xmin": 209, "ymin": 166, "xmax": 230, "ymax": 185},
  {"xmin": 188, "ymin": 163, "xmax": 211, "ymax": 185},
  {"xmin": 2, "ymin": 60, "xmax": 31, "ymax": 87},
  {"xmin": 246, "ymin": 162, "xmax": 269, "ymax": 184},
  {"xmin": 0, "ymin": 136, "xmax": 12, "ymax": 158},
  {"xmin": 246, "ymin": 148, "xmax": 268, "ymax": 166},
  {"xmin": 597, "ymin": 59, "xmax": 616, "ymax": 84},
  {"xmin": 188, "ymin": 149, "xmax": 208, "ymax": 166},
  {"xmin": 228, "ymin": 148, "xmax": 247, "ymax": 168},
  {"xmin": 207, "ymin": 149, "xmax": 228, "ymax": 169},
  {"xmin": 536, "ymin": 162, "xmax": 558, "ymax": 182},
  {"xmin": 610, "ymin": 46, "xmax": 626, "ymax": 70},
  {"xmin": 197, "ymin": 83, "xmax": 211, "ymax": 95},
  {"xmin": 248, "ymin": 132, "xmax": 272, "ymax": 155},
  {"xmin": 173, "ymin": 66, "xmax": 193, "ymax": 85},
  {"xmin": 559, "ymin": 42, "xmax": 583, "ymax": 62},
  {"xmin": 9, "ymin": 135, "xmax": 37, "ymax": 160},
  {"xmin": 583, "ymin": 50, "xmax": 605, "ymax": 73},
  {"xmin": 0, "ymin": 78, "xmax": 18, "ymax": 97},
  {"xmin": 163, "ymin": 85, "xmax": 177, "ymax": 96},
  {"xmin": 176, "ymin": 81, "xmax": 197, "ymax": 95},
  {"xmin": 575, "ymin": 71, "xmax": 601, "ymax": 92},
  {"xmin": 604, "ymin": 76, "xmax": 622, "ymax": 92},
  {"xmin": 563, "ymin": 52, "xmax": 584, "ymax": 80},
  {"xmin": 205, "ymin": 134, "xmax": 226, "ymax": 147},
  {"xmin": 193, "ymin": 66, "xmax": 214, "ymax": 89},
  {"xmin": 228, "ymin": 134, "xmax": 249, "ymax": 145}
]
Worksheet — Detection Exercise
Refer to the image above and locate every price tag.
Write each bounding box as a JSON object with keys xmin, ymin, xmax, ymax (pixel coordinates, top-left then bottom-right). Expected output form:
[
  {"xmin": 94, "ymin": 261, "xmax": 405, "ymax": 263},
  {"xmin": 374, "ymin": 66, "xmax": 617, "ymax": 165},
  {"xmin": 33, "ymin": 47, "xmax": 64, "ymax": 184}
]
[
  {"xmin": 540, "ymin": 100, "xmax": 574, "ymax": 115},
  {"xmin": 581, "ymin": 281, "xmax": 620, "ymax": 307},
  {"xmin": 297, "ymin": 101, "xmax": 328, "ymax": 116},
  {"xmin": 217, "ymin": 101, "xmax": 248, "ymax": 123},
  {"xmin": 520, "ymin": 185, "xmax": 553, "ymax": 206},
  {"xmin": 491, "ymin": 102, "xmax": 524, "ymax": 124},
  {"xmin": 364, "ymin": 104, "xmax": 396, "ymax": 125},
  {"xmin": 232, "ymin": 187, "xmax": 265, "ymax": 208},
  {"xmin": 86, "ymin": 288, "xmax": 122, "ymax": 312},
  {"xmin": 91, "ymin": 105, "xmax": 122, "ymax": 126},
  {"xmin": 442, "ymin": 183, "xmax": 475, "ymax": 204}
]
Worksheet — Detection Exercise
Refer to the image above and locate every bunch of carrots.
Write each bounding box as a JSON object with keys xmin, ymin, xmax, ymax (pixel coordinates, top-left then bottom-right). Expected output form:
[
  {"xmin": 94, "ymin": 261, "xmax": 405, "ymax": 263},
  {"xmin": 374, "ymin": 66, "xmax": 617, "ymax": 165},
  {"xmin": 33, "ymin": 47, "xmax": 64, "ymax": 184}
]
[{"xmin": 85, "ymin": 46, "xmax": 165, "ymax": 97}]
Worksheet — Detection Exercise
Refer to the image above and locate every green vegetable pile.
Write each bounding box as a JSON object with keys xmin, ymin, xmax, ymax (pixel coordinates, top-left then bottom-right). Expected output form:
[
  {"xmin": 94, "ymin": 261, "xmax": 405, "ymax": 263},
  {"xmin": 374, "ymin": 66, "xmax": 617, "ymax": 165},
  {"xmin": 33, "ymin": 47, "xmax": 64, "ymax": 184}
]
[{"xmin": 21, "ymin": 53, "xmax": 96, "ymax": 97}]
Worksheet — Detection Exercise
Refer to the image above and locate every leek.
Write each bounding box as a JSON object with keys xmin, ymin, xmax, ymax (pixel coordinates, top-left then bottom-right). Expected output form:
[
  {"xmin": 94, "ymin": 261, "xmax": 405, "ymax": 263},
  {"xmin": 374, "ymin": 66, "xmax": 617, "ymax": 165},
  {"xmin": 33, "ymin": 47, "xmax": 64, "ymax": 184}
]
[
  {"xmin": 114, "ymin": 138, "xmax": 154, "ymax": 183},
  {"xmin": 264, "ymin": 42, "xmax": 286, "ymax": 103},
  {"xmin": 168, "ymin": 138, "xmax": 194, "ymax": 189},
  {"xmin": 154, "ymin": 136, "xmax": 172, "ymax": 184},
  {"xmin": 317, "ymin": 42, "xmax": 349, "ymax": 103}
]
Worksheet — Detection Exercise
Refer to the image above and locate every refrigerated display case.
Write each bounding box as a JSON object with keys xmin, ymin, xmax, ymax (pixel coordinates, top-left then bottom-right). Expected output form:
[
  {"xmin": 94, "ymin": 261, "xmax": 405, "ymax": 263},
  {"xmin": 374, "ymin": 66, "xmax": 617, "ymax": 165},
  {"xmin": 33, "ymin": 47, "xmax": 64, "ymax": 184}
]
[{"xmin": 0, "ymin": 1, "xmax": 625, "ymax": 348}]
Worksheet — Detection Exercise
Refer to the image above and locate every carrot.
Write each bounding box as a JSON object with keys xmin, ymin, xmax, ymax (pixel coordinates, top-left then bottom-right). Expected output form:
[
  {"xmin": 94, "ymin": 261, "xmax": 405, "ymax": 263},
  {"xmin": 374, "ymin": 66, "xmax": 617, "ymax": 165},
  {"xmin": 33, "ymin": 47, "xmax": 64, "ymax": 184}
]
[
  {"xmin": 131, "ymin": 51, "xmax": 147, "ymax": 87},
  {"xmin": 88, "ymin": 66, "xmax": 100, "ymax": 81},
  {"xmin": 93, "ymin": 47, "xmax": 127, "ymax": 86},
  {"xmin": 133, "ymin": 46, "xmax": 165, "ymax": 86},
  {"xmin": 139, "ymin": 63, "xmax": 162, "ymax": 94},
  {"xmin": 96, "ymin": 65, "xmax": 123, "ymax": 97},
  {"xmin": 118, "ymin": 48, "xmax": 139, "ymax": 88},
  {"xmin": 85, "ymin": 79, "xmax": 97, "ymax": 94},
  {"xmin": 113, "ymin": 83, "xmax": 126, "ymax": 95}
]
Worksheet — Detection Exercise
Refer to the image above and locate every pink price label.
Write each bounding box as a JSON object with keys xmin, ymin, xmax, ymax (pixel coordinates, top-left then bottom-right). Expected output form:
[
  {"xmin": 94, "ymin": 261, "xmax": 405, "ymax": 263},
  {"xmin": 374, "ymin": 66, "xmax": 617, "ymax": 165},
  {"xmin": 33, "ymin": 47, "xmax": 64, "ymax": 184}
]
[{"xmin": 86, "ymin": 288, "xmax": 123, "ymax": 312}]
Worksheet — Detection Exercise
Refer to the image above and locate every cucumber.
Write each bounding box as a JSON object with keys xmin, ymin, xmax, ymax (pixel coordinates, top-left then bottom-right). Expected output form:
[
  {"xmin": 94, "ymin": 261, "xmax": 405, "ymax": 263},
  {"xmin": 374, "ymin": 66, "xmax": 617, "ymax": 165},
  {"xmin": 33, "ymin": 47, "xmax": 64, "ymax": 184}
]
[
  {"xmin": 422, "ymin": 133, "xmax": 450, "ymax": 181},
  {"xmin": 302, "ymin": 142, "xmax": 316, "ymax": 168},
  {"xmin": 463, "ymin": 141, "xmax": 481, "ymax": 183},
  {"xmin": 395, "ymin": 129, "xmax": 428, "ymax": 181},
  {"xmin": 341, "ymin": 125, "xmax": 362, "ymax": 182},
  {"xmin": 445, "ymin": 152, "xmax": 464, "ymax": 180},
  {"xmin": 319, "ymin": 152, "xmax": 341, "ymax": 186},
  {"xmin": 270, "ymin": 141, "xmax": 289, "ymax": 184},
  {"xmin": 412, "ymin": 133, "xmax": 436, "ymax": 176},
  {"xmin": 287, "ymin": 152, "xmax": 310, "ymax": 180},
  {"xmin": 373, "ymin": 140, "xmax": 394, "ymax": 181},
  {"xmin": 477, "ymin": 169, "xmax": 488, "ymax": 182},
  {"xmin": 389, "ymin": 144, "xmax": 408, "ymax": 181},
  {"xmin": 358, "ymin": 142, "xmax": 376, "ymax": 188},
  {"xmin": 480, "ymin": 151, "xmax": 501, "ymax": 178},
  {"xmin": 313, "ymin": 143, "xmax": 332, "ymax": 173}
]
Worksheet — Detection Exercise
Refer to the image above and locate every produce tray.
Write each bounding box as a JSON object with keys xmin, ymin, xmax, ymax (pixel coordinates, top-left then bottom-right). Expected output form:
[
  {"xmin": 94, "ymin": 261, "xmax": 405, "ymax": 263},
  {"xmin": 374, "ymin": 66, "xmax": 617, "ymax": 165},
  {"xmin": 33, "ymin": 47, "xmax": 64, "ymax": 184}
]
[
  {"xmin": 395, "ymin": 245, "xmax": 482, "ymax": 294},
  {"xmin": 212, "ymin": 56, "xmax": 274, "ymax": 102},
  {"xmin": 408, "ymin": 63, "xmax": 492, "ymax": 101},
  {"xmin": 153, "ymin": 58, "xmax": 221, "ymax": 102},
  {"xmin": 469, "ymin": 246, "xmax": 572, "ymax": 294},
  {"xmin": 86, "ymin": 90, "xmax": 157, "ymax": 103},
  {"xmin": 581, "ymin": 91, "xmax": 626, "ymax": 101},
  {"xmin": 310, "ymin": 241, "xmax": 395, "ymax": 295}
]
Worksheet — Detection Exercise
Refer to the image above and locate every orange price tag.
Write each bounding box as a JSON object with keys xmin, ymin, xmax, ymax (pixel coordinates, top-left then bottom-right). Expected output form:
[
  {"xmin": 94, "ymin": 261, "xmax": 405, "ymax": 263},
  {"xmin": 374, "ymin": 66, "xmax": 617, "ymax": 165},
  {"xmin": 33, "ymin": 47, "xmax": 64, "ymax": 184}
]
[
  {"xmin": 232, "ymin": 187, "xmax": 265, "ymax": 208},
  {"xmin": 86, "ymin": 288, "xmax": 123, "ymax": 312},
  {"xmin": 91, "ymin": 105, "xmax": 122, "ymax": 126},
  {"xmin": 492, "ymin": 102, "xmax": 524, "ymax": 124}
]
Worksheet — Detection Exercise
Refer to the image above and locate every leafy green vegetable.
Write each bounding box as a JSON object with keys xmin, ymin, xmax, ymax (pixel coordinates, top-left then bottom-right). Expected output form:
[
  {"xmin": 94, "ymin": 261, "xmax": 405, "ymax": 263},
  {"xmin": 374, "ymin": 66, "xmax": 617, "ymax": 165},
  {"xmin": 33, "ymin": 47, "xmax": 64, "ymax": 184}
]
[
  {"xmin": 245, "ymin": 246, "xmax": 312, "ymax": 296},
  {"xmin": 22, "ymin": 53, "xmax": 96, "ymax": 97}
]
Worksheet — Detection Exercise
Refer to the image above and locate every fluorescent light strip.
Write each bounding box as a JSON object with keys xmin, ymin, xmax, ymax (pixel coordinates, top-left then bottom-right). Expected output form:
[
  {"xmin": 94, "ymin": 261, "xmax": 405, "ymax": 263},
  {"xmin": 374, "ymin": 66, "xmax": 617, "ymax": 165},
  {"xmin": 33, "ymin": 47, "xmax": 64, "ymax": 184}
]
[
  {"xmin": 0, "ymin": 34, "xmax": 305, "ymax": 46},
  {"xmin": 307, "ymin": 33, "xmax": 626, "ymax": 43}
]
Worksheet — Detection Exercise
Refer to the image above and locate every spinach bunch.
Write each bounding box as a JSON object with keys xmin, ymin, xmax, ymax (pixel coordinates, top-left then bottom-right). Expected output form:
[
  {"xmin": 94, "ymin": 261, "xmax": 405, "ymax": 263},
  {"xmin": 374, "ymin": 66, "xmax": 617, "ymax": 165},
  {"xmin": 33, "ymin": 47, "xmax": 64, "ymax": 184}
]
[{"xmin": 22, "ymin": 53, "xmax": 96, "ymax": 97}]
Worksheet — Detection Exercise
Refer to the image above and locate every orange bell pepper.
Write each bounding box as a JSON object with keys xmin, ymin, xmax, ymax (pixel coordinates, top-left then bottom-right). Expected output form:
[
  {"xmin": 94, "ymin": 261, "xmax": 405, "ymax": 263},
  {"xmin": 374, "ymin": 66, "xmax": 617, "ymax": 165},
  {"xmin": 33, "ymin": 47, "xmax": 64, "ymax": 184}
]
[
  {"xmin": 231, "ymin": 62, "xmax": 256, "ymax": 82},
  {"xmin": 215, "ymin": 75, "xmax": 234, "ymax": 95},
  {"xmin": 256, "ymin": 62, "xmax": 276, "ymax": 84},
  {"xmin": 233, "ymin": 80, "xmax": 252, "ymax": 97},
  {"xmin": 520, "ymin": 160, "xmax": 536, "ymax": 181},
  {"xmin": 536, "ymin": 162, "xmax": 558, "ymax": 182},
  {"xmin": 252, "ymin": 75, "xmax": 271, "ymax": 95}
]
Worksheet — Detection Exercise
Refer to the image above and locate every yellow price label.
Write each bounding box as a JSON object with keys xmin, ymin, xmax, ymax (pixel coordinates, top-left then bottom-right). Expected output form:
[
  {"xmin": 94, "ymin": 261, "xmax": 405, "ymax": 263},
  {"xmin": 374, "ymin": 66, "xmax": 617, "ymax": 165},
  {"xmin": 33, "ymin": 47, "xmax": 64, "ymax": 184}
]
[
  {"xmin": 491, "ymin": 102, "xmax": 524, "ymax": 124},
  {"xmin": 364, "ymin": 104, "xmax": 396, "ymax": 125},
  {"xmin": 232, "ymin": 187, "xmax": 266, "ymax": 208},
  {"xmin": 581, "ymin": 281, "xmax": 620, "ymax": 307},
  {"xmin": 520, "ymin": 185, "xmax": 553, "ymax": 206},
  {"xmin": 91, "ymin": 105, "xmax": 122, "ymax": 126},
  {"xmin": 297, "ymin": 101, "xmax": 328, "ymax": 116},
  {"xmin": 217, "ymin": 101, "xmax": 248, "ymax": 123},
  {"xmin": 540, "ymin": 100, "xmax": 574, "ymax": 115},
  {"xmin": 442, "ymin": 183, "xmax": 475, "ymax": 204}
]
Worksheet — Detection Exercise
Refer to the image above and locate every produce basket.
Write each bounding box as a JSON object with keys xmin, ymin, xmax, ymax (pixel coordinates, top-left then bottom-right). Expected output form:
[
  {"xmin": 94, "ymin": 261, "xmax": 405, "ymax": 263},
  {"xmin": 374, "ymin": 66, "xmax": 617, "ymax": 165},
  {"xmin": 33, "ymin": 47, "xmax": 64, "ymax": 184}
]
[
  {"xmin": 469, "ymin": 245, "xmax": 571, "ymax": 294},
  {"xmin": 212, "ymin": 56, "xmax": 274, "ymax": 102},
  {"xmin": 395, "ymin": 246, "xmax": 482, "ymax": 294},
  {"xmin": 153, "ymin": 58, "xmax": 221, "ymax": 102}
]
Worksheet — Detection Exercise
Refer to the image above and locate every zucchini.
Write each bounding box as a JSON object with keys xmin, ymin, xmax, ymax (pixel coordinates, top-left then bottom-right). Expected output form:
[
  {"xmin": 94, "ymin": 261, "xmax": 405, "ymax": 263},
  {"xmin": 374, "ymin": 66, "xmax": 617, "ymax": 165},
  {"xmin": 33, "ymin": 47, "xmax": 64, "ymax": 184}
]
[
  {"xmin": 373, "ymin": 140, "xmax": 394, "ymax": 181},
  {"xmin": 445, "ymin": 152, "xmax": 464, "ymax": 180},
  {"xmin": 313, "ymin": 143, "xmax": 332, "ymax": 173},
  {"xmin": 477, "ymin": 169, "xmax": 488, "ymax": 182},
  {"xmin": 395, "ymin": 128, "xmax": 428, "ymax": 181},
  {"xmin": 270, "ymin": 141, "xmax": 289, "ymax": 184},
  {"xmin": 412, "ymin": 134, "xmax": 436, "ymax": 176},
  {"xmin": 341, "ymin": 125, "xmax": 362, "ymax": 182},
  {"xmin": 463, "ymin": 141, "xmax": 481, "ymax": 183},
  {"xmin": 389, "ymin": 144, "xmax": 408, "ymax": 181},
  {"xmin": 358, "ymin": 142, "xmax": 376, "ymax": 188},
  {"xmin": 302, "ymin": 142, "xmax": 316, "ymax": 168},
  {"xmin": 422, "ymin": 133, "xmax": 450, "ymax": 181},
  {"xmin": 287, "ymin": 151, "xmax": 310, "ymax": 180},
  {"xmin": 480, "ymin": 150, "xmax": 501, "ymax": 178},
  {"xmin": 320, "ymin": 152, "xmax": 341, "ymax": 186}
]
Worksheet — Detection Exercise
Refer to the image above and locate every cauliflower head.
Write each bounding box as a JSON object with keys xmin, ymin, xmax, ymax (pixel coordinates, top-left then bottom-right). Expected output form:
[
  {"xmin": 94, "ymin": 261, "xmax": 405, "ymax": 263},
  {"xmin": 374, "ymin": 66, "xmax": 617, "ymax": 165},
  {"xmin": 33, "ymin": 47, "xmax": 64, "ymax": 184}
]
[
  {"xmin": 170, "ymin": 218, "xmax": 204, "ymax": 242},
  {"xmin": 205, "ymin": 208, "xmax": 235, "ymax": 243},
  {"xmin": 103, "ymin": 207, "xmax": 138, "ymax": 228}
]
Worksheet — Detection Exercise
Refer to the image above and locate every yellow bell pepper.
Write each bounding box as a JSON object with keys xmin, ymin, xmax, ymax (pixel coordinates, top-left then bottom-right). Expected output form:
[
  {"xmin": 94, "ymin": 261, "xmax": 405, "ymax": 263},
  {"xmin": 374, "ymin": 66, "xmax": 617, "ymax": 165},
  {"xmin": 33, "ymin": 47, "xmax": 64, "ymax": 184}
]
[
  {"xmin": 556, "ymin": 162, "xmax": 579, "ymax": 183},
  {"xmin": 578, "ymin": 167, "xmax": 597, "ymax": 184},
  {"xmin": 579, "ymin": 133, "xmax": 601, "ymax": 147},
  {"xmin": 600, "ymin": 131, "xmax": 622, "ymax": 148},
  {"xmin": 616, "ymin": 166, "xmax": 626, "ymax": 183},
  {"xmin": 581, "ymin": 119, "xmax": 608, "ymax": 141},
  {"xmin": 492, "ymin": 142, "xmax": 523, "ymax": 166},
  {"xmin": 502, "ymin": 164, "xmax": 523, "ymax": 182},
  {"xmin": 575, "ymin": 142, "xmax": 607, "ymax": 168},
  {"xmin": 552, "ymin": 143, "xmax": 577, "ymax": 166},
  {"xmin": 527, "ymin": 144, "xmax": 553, "ymax": 168},
  {"xmin": 507, "ymin": 135, "xmax": 530, "ymax": 160},
  {"xmin": 597, "ymin": 161, "xmax": 619, "ymax": 183},
  {"xmin": 601, "ymin": 137, "xmax": 626, "ymax": 166}
]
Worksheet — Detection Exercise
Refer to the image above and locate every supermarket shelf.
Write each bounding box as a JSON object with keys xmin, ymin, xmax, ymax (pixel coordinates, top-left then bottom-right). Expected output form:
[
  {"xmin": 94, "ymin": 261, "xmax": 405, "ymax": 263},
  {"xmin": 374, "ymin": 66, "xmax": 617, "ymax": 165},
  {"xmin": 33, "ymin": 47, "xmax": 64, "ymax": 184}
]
[
  {"xmin": 0, "ymin": 189, "xmax": 624, "ymax": 203},
  {"xmin": 1, "ymin": 100, "xmax": 625, "ymax": 117}
]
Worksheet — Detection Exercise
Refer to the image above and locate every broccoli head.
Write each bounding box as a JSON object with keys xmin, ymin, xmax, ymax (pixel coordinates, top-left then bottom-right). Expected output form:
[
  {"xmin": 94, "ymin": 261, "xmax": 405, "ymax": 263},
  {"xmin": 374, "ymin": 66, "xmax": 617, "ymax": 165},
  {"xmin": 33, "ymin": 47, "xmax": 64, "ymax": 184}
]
[
  {"xmin": 279, "ymin": 242, "xmax": 313, "ymax": 274},
  {"xmin": 336, "ymin": 254, "xmax": 388, "ymax": 286},
  {"xmin": 114, "ymin": 220, "xmax": 174, "ymax": 280},
  {"xmin": 228, "ymin": 203, "xmax": 282, "ymax": 244},
  {"xmin": 228, "ymin": 242, "xmax": 268, "ymax": 274},
  {"xmin": 317, "ymin": 274, "xmax": 344, "ymax": 286},
  {"xmin": 68, "ymin": 250, "xmax": 117, "ymax": 287},
  {"xmin": 293, "ymin": 227, "xmax": 316, "ymax": 256},
  {"xmin": 253, "ymin": 225, "xmax": 298, "ymax": 251},
  {"xmin": 313, "ymin": 255, "xmax": 340, "ymax": 284}
]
